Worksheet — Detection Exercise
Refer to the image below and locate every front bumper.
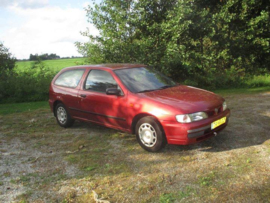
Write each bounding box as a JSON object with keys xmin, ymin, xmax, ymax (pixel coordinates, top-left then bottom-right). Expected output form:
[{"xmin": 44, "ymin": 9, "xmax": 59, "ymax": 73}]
[{"xmin": 162, "ymin": 109, "xmax": 230, "ymax": 145}]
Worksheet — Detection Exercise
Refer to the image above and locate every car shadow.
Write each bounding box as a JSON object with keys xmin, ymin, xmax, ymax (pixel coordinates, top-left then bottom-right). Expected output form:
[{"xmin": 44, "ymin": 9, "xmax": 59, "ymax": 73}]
[
  {"xmin": 68, "ymin": 113, "xmax": 270, "ymax": 154},
  {"xmin": 68, "ymin": 93, "xmax": 270, "ymax": 154},
  {"xmin": 165, "ymin": 96, "xmax": 270, "ymax": 153}
]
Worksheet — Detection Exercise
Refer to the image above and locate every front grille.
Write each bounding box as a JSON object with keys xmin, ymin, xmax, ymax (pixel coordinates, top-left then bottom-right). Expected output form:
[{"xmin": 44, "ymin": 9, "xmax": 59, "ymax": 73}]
[{"xmin": 206, "ymin": 106, "xmax": 222, "ymax": 117}]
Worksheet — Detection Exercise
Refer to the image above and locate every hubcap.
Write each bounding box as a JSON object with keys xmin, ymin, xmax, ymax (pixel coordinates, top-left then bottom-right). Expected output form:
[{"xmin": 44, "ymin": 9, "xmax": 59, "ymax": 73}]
[
  {"xmin": 138, "ymin": 123, "xmax": 157, "ymax": 147},
  {"xmin": 57, "ymin": 107, "xmax": 67, "ymax": 124}
]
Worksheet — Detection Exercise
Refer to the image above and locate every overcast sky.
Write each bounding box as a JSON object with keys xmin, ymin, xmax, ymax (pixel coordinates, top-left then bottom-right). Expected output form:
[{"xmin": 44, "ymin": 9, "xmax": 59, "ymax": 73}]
[{"xmin": 0, "ymin": 0, "xmax": 99, "ymax": 59}]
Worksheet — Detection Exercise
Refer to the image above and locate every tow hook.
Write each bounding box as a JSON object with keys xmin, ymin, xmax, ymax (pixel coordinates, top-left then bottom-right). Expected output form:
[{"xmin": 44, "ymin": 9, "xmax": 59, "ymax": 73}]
[{"xmin": 214, "ymin": 132, "xmax": 218, "ymax": 136}]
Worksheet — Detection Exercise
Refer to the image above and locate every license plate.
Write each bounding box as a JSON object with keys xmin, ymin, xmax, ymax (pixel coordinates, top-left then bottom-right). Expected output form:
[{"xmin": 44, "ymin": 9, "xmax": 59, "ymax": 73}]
[{"xmin": 211, "ymin": 117, "xmax": 226, "ymax": 130}]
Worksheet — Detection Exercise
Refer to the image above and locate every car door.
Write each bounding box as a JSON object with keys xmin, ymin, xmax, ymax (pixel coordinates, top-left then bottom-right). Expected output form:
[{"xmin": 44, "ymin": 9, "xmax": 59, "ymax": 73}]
[{"xmin": 78, "ymin": 69, "xmax": 128, "ymax": 130}]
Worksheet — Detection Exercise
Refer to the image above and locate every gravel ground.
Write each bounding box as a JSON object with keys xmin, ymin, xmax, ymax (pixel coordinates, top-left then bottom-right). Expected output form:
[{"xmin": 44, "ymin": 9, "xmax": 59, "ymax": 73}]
[{"xmin": 0, "ymin": 92, "xmax": 269, "ymax": 202}]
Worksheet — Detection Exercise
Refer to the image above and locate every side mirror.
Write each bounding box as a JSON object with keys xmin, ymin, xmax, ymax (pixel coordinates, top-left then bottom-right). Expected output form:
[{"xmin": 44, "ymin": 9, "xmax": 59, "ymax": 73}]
[{"xmin": 106, "ymin": 88, "xmax": 121, "ymax": 96}]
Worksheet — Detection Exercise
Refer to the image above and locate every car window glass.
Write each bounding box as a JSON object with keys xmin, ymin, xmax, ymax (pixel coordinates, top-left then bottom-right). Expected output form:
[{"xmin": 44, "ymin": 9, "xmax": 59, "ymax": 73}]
[
  {"xmin": 114, "ymin": 67, "xmax": 176, "ymax": 93},
  {"xmin": 55, "ymin": 69, "xmax": 85, "ymax": 88},
  {"xmin": 85, "ymin": 69, "xmax": 118, "ymax": 93}
]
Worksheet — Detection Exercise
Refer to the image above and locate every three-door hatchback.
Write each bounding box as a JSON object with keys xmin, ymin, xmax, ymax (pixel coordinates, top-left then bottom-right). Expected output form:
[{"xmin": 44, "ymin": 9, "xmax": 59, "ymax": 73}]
[{"xmin": 49, "ymin": 64, "xmax": 230, "ymax": 152}]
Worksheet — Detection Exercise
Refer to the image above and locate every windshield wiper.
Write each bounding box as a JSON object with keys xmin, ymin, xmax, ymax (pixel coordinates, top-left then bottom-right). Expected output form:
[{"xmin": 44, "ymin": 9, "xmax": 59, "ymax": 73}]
[
  {"xmin": 157, "ymin": 85, "xmax": 175, "ymax": 90},
  {"xmin": 137, "ymin": 85, "xmax": 175, "ymax": 93},
  {"xmin": 137, "ymin": 89, "xmax": 156, "ymax": 93}
]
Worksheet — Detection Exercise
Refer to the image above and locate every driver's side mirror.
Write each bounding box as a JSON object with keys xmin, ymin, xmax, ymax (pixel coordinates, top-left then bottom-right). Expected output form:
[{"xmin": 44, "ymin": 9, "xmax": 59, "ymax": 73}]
[{"xmin": 106, "ymin": 88, "xmax": 121, "ymax": 96}]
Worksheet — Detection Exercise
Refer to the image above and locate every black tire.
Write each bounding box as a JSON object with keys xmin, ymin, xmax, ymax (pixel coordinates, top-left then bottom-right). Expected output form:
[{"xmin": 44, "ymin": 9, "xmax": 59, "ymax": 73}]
[
  {"xmin": 135, "ymin": 116, "xmax": 167, "ymax": 152},
  {"xmin": 55, "ymin": 103, "xmax": 74, "ymax": 128}
]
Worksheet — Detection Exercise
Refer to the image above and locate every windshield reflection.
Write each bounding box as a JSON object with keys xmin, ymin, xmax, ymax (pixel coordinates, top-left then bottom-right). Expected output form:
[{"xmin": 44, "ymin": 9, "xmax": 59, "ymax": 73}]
[{"xmin": 114, "ymin": 67, "xmax": 176, "ymax": 93}]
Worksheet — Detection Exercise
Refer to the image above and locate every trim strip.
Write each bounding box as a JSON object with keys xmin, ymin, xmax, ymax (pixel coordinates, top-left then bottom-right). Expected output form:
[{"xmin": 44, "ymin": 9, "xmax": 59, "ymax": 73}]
[
  {"xmin": 69, "ymin": 107, "xmax": 126, "ymax": 121},
  {"xmin": 187, "ymin": 125, "xmax": 211, "ymax": 133}
]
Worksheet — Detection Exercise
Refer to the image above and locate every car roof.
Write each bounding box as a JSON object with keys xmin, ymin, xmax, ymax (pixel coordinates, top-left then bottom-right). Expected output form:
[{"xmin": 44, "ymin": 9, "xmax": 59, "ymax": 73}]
[{"xmin": 64, "ymin": 63, "xmax": 147, "ymax": 70}]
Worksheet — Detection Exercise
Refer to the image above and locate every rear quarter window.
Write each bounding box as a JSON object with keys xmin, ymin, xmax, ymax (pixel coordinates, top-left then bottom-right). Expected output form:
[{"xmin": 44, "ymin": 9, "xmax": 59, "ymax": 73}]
[{"xmin": 54, "ymin": 69, "xmax": 85, "ymax": 88}]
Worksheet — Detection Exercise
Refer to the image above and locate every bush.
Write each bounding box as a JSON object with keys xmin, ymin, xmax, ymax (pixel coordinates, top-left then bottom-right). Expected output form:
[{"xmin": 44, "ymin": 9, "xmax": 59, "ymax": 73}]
[
  {"xmin": 0, "ymin": 60, "xmax": 57, "ymax": 103},
  {"xmin": 246, "ymin": 75, "xmax": 270, "ymax": 87}
]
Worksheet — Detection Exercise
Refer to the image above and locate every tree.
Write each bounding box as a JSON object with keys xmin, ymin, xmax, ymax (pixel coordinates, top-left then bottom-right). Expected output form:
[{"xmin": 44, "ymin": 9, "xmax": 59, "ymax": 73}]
[
  {"xmin": 76, "ymin": 0, "xmax": 177, "ymax": 65},
  {"xmin": 0, "ymin": 42, "xmax": 16, "ymax": 72},
  {"xmin": 162, "ymin": 0, "xmax": 270, "ymax": 86},
  {"xmin": 77, "ymin": 0, "xmax": 270, "ymax": 88}
]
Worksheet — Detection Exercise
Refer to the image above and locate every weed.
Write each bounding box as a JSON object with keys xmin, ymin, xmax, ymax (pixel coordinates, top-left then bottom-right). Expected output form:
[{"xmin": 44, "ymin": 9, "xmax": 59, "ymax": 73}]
[
  {"xmin": 65, "ymin": 154, "xmax": 78, "ymax": 163},
  {"xmin": 19, "ymin": 175, "xmax": 31, "ymax": 183},
  {"xmin": 3, "ymin": 172, "xmax": 11, "ymax": 177},
  {"xmin": 199, "ymin": 171, "xmax": 216, "ymax": 187},
  {"xmin": 10, "ymin": 179, "xmax": 17, "ymax": 184},
  {"xmin": 63, "ymin": 189, "xmax": 77, "ymax": 202},
  {"xmin": 177, "ymin": 186, "xmax": 196, "ymax": 199},
  {"xmin": 84, "ymin": 165, "xmax": 97, "ymax": 171},
  {"xmin": 16, "ymin": 190, "xmax": 33, "ymax": 202},
  {"xmin": 159, "ymin": 193, "xmax": 175, "ymax": 203}
]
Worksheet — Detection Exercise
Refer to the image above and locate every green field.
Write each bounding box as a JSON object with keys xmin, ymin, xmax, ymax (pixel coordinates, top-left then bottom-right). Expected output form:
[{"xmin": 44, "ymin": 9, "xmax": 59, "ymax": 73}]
[{"xmin": 16, "ymin": 58, "xmax": 88, "ymax": 73}]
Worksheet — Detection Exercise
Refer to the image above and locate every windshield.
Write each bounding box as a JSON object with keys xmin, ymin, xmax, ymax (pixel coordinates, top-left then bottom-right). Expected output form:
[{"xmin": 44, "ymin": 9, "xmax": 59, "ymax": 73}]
[{"xmin": 114, "ymin": 67, "xmax": 177, "ymax": 93}]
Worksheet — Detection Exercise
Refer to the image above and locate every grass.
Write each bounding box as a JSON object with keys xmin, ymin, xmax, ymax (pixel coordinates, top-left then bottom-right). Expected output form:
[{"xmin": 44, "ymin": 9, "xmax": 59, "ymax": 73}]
[
  {"xmin": 198, "ymin": 171, "xmax": 216, "ymax": 187},
  {"xmin": 16, "ymin": 58, "xmax": 88, "ymax": 73},
  {"xmin": 247, "ymin": 74, "xmax": 270, "ymax": 87},
  {"xmin": 1, "ymin": 84, "xmax": 270, "ymax": 202},
  {"xmin": 159, "ymin": 186, "xmax": 196, "ymax": 203},
  {"xmin": 159, "ymin": 193, "xmax": 175, "ymax": 203},
  {"xmin": 0, "ymin": 101, "xmax": 48, "ymax": 115},
  {"xmin": 214, "ymin": 86, "xmax": 270, "ymax": 96}
]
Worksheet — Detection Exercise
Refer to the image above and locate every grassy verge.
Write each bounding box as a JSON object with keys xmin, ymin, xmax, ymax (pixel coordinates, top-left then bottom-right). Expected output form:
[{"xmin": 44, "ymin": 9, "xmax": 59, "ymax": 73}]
[
  {"xmin": 0, "ymin": 101, "xmax": 48, "ymax": 115},
  {"xmin": 214, "ymin": 86, "xmax": 270, "ymax": 96}
]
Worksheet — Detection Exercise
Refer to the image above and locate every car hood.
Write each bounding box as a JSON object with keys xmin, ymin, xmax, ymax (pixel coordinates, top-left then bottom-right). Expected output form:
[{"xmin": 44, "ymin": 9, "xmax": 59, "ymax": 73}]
[{"xmin": 140, "ymin": 85, "xmax": 223, "ymax": 114}]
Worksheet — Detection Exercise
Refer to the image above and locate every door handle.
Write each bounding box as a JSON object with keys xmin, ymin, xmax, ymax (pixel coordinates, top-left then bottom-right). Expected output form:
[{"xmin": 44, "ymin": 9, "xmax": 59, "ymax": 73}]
[{"xmin": 80, "ymin": 94, "xmax": 87, "ymax": 98}]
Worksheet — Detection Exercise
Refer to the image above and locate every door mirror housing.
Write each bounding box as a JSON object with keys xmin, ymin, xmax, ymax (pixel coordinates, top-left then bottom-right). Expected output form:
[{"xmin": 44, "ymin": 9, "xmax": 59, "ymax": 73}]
[{"xmin": 106, "ymin": 88, "xmax": 121, "ymax": 96}]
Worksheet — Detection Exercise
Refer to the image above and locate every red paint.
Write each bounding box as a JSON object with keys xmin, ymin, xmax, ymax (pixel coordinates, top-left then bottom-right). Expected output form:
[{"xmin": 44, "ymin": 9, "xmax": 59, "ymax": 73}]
[{"xmin": 49, "ymin": 64, "xmax": 230, "ymax": 145}]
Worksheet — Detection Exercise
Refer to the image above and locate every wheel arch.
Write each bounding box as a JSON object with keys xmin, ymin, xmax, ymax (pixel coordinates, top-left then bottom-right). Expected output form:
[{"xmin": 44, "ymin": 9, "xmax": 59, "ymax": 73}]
[
  {"xmin": 53, "ymin": 100, "xmax": 63, "ymax": 117},
  {"xmin": 131, "ymin": 113, "xmax": 165, "ymax": 135}
]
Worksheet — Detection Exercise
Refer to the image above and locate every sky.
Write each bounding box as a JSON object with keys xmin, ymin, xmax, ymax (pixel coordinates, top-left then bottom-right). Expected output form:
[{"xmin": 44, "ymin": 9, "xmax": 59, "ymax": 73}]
[{"xmin": 0, "ymin": 0, "xmax": 100, "ymax": 59}]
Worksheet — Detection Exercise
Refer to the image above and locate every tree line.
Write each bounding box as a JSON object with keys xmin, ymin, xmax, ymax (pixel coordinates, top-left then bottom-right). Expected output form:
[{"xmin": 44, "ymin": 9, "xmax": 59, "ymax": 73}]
[
  {"xmin": 28, "ymin": 54, "xmax": 83, "ymax": 61},
  {"xmin": 76, "ymin": 0, "xmax": 270, "ymax": 88},
  {"xmin": 29, "ymin": 53, "xmax": 60, "ymax": 61}
]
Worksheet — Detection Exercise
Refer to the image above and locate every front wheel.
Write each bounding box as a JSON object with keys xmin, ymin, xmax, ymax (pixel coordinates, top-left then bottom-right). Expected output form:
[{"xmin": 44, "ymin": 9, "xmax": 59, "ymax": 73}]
[
  {"xmin": 55, "ymin": 103, "xmax": 74, "ymax": 128},
  {"xmin": 135, "ymin": 116, "xmax": 167, "ymax": 152}
]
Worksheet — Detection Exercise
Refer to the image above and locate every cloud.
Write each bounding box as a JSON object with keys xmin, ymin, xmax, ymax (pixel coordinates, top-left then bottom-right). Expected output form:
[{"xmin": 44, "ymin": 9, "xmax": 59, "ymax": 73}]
[
  {"xmin": 0, "ymin": 0, "xmax": 49, "ymax": 9},
  {"xmin": 1, "ymin": 4, "xmax": 98, "ymax": 59}
]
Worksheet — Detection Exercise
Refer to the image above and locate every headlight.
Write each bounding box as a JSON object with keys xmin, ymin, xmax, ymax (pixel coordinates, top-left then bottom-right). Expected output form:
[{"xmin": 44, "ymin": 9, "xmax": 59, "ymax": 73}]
[
  {"xmin": 176, "ymin": 112, "xmax": 208, "ymax": 123},
  {"xmin": 223, "ymin": 101, "xmax": 227, "ymax": 111}
]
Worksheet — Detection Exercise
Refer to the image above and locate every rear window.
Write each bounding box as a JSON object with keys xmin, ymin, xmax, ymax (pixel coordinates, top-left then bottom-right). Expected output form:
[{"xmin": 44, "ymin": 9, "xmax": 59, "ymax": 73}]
[{"xmin": 55, "ymin": 69, "xmax": 85, "ymax": 88}]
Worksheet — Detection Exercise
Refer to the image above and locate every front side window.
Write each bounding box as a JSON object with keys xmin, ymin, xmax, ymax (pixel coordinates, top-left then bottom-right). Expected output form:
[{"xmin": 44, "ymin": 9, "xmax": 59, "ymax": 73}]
[
  {"xmin": 55, "ymin": 69, "xmax": 85, "ymax": 88},
  {"xmin": 85, "ymin": 69, "xmax": 118, "ymax": 93}
]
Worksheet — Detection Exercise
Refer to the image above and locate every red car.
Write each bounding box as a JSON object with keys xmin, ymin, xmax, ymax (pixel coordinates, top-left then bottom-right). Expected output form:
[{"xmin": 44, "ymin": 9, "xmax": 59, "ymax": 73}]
[{"xmin": 49, "ymin": 64, "xmax": 230, "ymax": 152}]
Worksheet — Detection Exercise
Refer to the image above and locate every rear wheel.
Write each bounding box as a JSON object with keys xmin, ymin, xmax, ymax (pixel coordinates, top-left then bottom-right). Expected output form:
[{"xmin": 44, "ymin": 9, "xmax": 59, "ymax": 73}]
[
  {"xmin": 135, "ymin": 116, "xmax": 166, "ymax": 152},
  {"xmin": 55, "ymin": 103, "xmax": 74, "ymax": 128}
]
